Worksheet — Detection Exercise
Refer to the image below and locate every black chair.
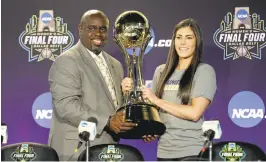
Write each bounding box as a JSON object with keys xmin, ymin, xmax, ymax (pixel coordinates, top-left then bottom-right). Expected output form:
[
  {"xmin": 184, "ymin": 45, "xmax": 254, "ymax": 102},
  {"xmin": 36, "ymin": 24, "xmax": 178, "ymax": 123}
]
[
  {"xmin": 78, "ymin": 144, "xmax": 144, "ymax": 161},
  {"xmin": 200, "ymin": 141, "xmax": 266, "ymax": 161},
  {"xmin": 178, "ymin": 155, "xmax": 208, "ymax": 161},
  {"xmin": 1, "ymin": 142, "xmax": 59, "ymax": 161}
]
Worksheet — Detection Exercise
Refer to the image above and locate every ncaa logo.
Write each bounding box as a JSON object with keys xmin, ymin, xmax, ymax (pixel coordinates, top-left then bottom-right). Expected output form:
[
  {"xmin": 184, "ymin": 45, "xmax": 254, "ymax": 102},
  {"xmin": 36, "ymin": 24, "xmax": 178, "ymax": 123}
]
[
  {"xmin": 32, "ymin": 92, "xmax": 53, "ymax": 128},
  {"xmin": 41, "ymin": 12, "xmax": 52, "ymax": 24},
  {"xmin": 81, "ymin": 122, "xmax": 88, "ymax": 127},
  {"xmin": 236, "ymin": 9, "xmax": 249, "ymax": 21},
  {"xmin": 228, "ymin": 91, "xmax": 265, "ymax": 128},
  {"xmin": 126, "ymin": 28, "xmax": 155, "ymax": 56}
]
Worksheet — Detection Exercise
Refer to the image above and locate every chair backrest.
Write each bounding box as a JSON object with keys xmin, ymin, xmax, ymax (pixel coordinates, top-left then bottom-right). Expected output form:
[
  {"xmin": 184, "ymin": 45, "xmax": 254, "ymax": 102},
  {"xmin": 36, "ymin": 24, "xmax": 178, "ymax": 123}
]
[
  {"xmin": 78, "ymin": 144, "xmax": 144, "ymax": 161},
  {"xmin": 1, "ymin": 142, "xmax": 59, "ymax": 161},
  {"xmin": 177, "ymin": 155, "xmax": 209, "ymax": 161},
  {"xmin": 201, "ymin": 141, "xmax": 266, "ymax": 161}
]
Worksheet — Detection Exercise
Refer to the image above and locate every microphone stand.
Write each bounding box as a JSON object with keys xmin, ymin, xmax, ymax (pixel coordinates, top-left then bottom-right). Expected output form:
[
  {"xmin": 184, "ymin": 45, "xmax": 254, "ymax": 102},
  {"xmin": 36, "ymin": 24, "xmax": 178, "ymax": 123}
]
[
  {"xmin": 198, "ymin": 140, "xmax": 214, "ymax": 161},
  {"xmin": 209, "ymin": 141, "xmax": 213, "ymax": 162},
  {"xmin": 85, "ymin": 140, "xmax": 90, "ymax": 162}
]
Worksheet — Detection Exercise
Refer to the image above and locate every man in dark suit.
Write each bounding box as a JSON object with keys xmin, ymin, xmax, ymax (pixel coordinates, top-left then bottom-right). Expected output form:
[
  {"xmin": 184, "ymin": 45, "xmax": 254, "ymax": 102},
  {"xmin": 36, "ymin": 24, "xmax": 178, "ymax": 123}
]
[{"xmin": 48, "ymin": 10, "xmax": 136, "ymax": 161}]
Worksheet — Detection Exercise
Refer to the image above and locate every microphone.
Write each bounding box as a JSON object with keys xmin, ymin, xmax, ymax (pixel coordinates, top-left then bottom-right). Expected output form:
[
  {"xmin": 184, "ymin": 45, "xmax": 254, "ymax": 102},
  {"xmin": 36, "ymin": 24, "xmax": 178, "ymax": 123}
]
[
  {"xmin": 201, "ymin": 129, "xmax": 215, "ymax": 153},
  {"xmin": 199, "ymin": 120, "xmax": 222, "ymax": 153},
  {"xmin": 69, "ymin": 118, "xmax": 98, "ymax": 161},
  {"xmin": 204, "ymin": 129, "xmax": 215, "ymax": 141},
  {"xmin": 202, "ymin": 120, "xmax": 222, "ymax": 139},
  {"xmin": 1, "ymin": 122, "xmax": 8, "ymax": 144},
  {"xmin": 78, "ymin": 118, "xmax": 98, "ymax": 162},
  {"xmin": 78, "ymin": 117, "xmax": 98, "ymax": 142}
]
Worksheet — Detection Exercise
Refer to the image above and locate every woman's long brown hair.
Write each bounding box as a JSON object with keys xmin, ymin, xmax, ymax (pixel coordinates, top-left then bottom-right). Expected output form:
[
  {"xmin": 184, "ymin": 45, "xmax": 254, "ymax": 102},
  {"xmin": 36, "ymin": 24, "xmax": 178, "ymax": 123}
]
[{"xmin": 155, "ymin": 19, "xmax": 203, "ymax": 104}]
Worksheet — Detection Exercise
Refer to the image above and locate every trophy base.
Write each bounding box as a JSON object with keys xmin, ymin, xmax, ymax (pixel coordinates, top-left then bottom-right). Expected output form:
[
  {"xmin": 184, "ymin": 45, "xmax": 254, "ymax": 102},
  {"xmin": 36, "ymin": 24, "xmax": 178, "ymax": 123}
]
[{"xmin": 116, "ymin": 103, "xmax": 166, "ymax": 139}]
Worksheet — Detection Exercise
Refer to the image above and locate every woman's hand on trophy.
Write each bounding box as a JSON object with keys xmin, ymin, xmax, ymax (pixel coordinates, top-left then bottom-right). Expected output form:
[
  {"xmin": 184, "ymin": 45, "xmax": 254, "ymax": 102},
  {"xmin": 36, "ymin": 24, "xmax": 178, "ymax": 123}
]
[
  {"xmin": 142, "ymin": 135, "xmax": 159, "ymax": 143},
  {"xmin": 108, "ymin": 111, "xmax": 137, "ymax": 134},
  {"xmin": 141, "ymin": 86, "xmax": 159, "ymax": 104},
  {"xmin": 121, "ymin": 77, "xmax": 133, "ymax": 93}
]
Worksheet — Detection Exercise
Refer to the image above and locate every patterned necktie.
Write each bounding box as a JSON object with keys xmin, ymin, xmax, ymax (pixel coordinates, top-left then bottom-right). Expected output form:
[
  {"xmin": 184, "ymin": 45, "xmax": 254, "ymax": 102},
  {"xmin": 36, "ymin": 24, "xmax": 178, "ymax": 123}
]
[{"xmin": 95, "ymin": 56, "xmax": 118, "ymax": 108}]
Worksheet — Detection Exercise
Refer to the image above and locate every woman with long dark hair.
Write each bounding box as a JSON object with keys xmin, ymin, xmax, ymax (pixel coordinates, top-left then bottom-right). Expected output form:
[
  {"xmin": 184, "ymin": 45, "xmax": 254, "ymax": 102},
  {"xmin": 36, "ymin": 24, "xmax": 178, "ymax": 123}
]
[{"xmin": 141, "ymin": 18, "xmax": 217, "ymax": 160}]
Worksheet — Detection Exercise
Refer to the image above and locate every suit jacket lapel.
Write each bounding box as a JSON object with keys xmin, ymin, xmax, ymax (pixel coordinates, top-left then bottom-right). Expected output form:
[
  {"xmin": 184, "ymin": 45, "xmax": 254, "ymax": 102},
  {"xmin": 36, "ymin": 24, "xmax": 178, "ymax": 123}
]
[{"xmin": 76, "ymin": 41, "xmax": 115, "ymax": 109}]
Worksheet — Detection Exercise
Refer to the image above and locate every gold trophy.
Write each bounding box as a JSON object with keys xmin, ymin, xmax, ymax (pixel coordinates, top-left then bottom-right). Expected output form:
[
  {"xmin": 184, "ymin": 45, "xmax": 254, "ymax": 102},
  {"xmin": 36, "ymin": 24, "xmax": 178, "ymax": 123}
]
[{"xmin": 113, "ymin": 11, "xmax": 166, "ymax": 139}]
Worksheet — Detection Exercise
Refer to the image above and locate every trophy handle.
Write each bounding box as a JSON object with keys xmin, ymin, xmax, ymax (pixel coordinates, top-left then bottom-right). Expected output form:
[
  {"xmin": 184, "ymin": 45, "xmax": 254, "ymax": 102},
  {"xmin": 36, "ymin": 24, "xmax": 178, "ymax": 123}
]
[
  {"xmin": 113, "ymin": 36, "xmax": 132, "ymax": 78},
  {"xmin": 113, "ymin": 36, "xmax": 133, "ymax": 106},
  {"xmin": 138, "ymin": 34, "xmax": 153, "ymax": 104},
  {"xmin": 137, "ymin": 34, "xmax": 152, "ymax": 88}
]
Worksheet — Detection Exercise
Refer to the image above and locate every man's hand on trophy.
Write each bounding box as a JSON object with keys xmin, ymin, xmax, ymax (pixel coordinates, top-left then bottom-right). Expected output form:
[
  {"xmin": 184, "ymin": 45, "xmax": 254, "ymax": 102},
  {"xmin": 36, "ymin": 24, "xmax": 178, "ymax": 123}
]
[
  {"xmin": 108, "ymin": 111, "xmax": 137, "ymax": 134},
  {"xmin": 121, "ymin": 77, "xmax": 133, "ymax": 93},
  {"xmin": 141, "ymin": 86, "xmax": 159, "ymax": 104},
  {"xmin": 142, "ymin": 135, "xmax": 159, "ymax": 143}
]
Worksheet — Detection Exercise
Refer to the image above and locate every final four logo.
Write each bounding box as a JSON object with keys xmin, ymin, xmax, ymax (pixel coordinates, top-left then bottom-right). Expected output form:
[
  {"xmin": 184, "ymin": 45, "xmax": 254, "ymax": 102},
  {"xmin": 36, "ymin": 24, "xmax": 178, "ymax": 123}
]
[
  {"xmin": 10, "ymin": 144, "xmax": 37, "ymax": 161},
  {"xmin": 219, "ymin": 143, "xmax": 246, "ymax": 161},
  {"xmin": 213, "ymin": 7, "xmax": 266, "ymax": 60},
  {"xmin": 19, "ymin": 10, "xmax": 74, "ymax": 62},
  {"xmin": 98, "ymin": 145, "xmax": 124, "ymax": 161}
]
